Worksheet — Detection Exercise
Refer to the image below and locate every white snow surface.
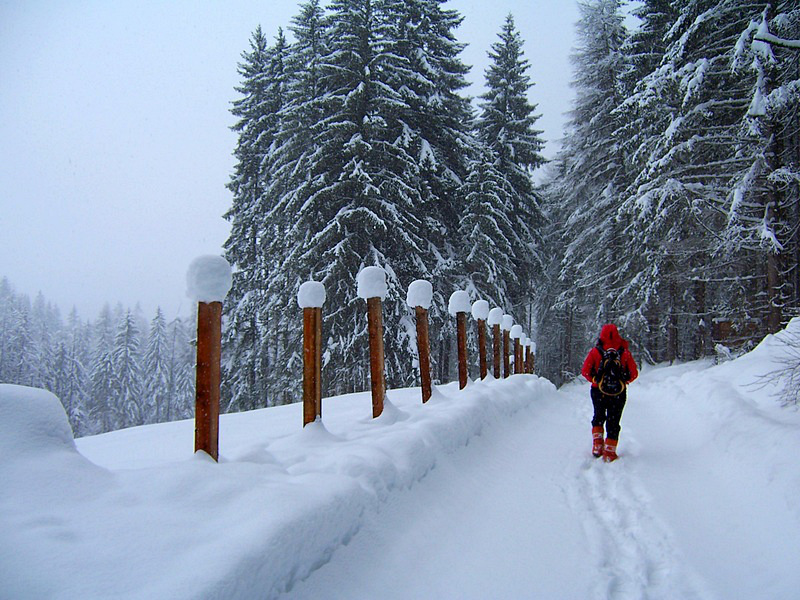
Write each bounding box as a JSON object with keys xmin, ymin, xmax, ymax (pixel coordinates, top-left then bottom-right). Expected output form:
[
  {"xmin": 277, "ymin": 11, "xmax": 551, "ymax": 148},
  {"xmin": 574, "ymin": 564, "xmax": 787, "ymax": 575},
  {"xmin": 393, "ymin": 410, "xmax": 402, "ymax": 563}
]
[
  {"xmin": 356, "ymin": 266, "xmax": 387, "ymax": 300},
  {"xmin": 487, "ymin": 307, "xmax": 503, "ymax": 326},
  {"xmin": 186, "ymin": 255, "xmax": 232, "ymax": 303},
  {"xmin": 501, "ymin": 314, "xmax": 514, "ymax": 330},
  {"xmin": 4, "ymin": 320, "xmax": 800, "ymax": 599},
  {"xmin": 470, "ymin": 299, "xmax": 490, "ymax": 321},
  {"xmin": 510, "ymin": 324, "xmax": 523, "ymax": 340},
  {"xmin": 405, "ymin": 279, "xmax": 432, "ymax": 310},
  {"xmin": 447, "ymin": 290, "xmax": 470, "ymax": 316},
  {"xmin": 297, "ymin": 281, "xmax": 326, "ymax": 309}
]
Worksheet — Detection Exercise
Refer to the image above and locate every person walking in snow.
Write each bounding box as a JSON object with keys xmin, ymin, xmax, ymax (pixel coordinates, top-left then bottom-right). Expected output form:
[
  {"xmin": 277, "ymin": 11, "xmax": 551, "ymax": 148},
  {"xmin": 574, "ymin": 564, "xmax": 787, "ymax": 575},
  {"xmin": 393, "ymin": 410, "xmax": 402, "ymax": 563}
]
[{"xmin": 581, "ymin": 323, "xmax": 638, "ymax": 462}]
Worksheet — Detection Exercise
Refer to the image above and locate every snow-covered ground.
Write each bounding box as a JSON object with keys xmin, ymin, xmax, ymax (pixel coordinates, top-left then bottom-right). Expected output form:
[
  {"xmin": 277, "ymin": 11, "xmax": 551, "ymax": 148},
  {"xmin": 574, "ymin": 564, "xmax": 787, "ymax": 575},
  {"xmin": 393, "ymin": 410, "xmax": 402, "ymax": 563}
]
[{"xmin": 2, "ymin": 322, "xmax": 800, "ymax": 599}]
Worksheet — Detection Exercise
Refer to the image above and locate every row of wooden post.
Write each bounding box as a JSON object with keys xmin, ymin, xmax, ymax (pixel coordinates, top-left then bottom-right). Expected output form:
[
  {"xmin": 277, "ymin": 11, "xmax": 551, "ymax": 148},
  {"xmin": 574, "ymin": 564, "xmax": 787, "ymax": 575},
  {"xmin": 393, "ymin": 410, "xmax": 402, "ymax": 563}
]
[{"xmin": 192, "ymin": 274, "xmax": 535, "ymax": 461}]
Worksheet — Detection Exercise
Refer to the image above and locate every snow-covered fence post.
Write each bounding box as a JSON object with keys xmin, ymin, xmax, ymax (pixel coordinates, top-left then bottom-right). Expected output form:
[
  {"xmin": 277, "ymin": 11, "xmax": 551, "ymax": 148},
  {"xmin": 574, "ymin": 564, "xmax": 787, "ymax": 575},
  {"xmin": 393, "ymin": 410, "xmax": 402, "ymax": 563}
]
[
  {"xmin": 472, "ymin": 300, "xmax": 490, "ymax": 380},
  {"xmin": 488, "ymin": 308, "xmax": 503, "ymax": 379},
  {"xmin": 449, "ymin": 291, "xmax": 471, "ymax": 389},
  {"xmin": 407, "ymin": 280, "xmax": 433, "ymax": 403},
  {"xmin": 298, "ymin": 281, "xmax": 325, "ymax": 427},
  {"xmin": 511, "ymin": 325, "xmax": 523, "ymax": 374},
  {"xmin": 529, "ymin": 341, "xmax": 536, "ymax": 374},
  {"xmin": 525, "ymin": 340, "xmax": 532, "ymax": 374},
  {"xmin": 501, "ymin": 314, "xmax": 513, "ymax": 378},
  {"xmin": 358, "ymin": 267, "xmax": 388, "ymax": 418},
  {"xmin": 186, "ymin": 256, "xmax": 232, "ymax": 462}
]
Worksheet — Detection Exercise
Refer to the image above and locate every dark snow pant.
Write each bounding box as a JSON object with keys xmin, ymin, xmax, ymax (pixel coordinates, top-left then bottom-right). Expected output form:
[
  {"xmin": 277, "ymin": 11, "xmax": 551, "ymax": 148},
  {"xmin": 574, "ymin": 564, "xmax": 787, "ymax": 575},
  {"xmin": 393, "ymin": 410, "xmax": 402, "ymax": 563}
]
[{"xmin": 591, "ymin": 386, "xmax": 627, "ymax": 440}]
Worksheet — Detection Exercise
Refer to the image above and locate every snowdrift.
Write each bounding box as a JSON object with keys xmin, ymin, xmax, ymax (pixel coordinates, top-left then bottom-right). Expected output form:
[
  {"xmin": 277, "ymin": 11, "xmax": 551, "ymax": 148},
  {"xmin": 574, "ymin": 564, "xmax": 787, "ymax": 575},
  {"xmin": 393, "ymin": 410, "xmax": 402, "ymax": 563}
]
[{"xmin": 0, "ymin": 376, "xmax": 555, "ymax": 599}]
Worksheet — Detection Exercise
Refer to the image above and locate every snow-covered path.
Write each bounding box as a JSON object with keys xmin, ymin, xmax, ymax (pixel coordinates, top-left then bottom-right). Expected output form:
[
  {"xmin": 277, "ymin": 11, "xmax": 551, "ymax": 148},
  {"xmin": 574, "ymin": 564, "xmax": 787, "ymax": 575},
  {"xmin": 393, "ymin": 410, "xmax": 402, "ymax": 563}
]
[
  {"xmin": 3, "ymin": 327, "xmax": 800, "ymax": 600},
  {"xmin": 284, "ymin": 356, "xmax": 800, "ymax": 600}
]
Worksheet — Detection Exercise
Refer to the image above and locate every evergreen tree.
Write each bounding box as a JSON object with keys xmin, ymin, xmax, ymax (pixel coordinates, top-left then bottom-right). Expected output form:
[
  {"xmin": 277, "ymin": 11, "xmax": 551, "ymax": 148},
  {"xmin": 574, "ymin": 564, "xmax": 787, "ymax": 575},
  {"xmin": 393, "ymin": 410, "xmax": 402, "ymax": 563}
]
[
  {"xmin": 88, "ymin": 305, "xmax": 116, "ymax": 433},
  {"xmin": 475, "ymin": 14, "xmax": 547, "ymax": 311},
  {"xmin": 143, "ymin": 308, "xmax": 170, "ymax": 423},
  {"xmin": 111, "ymin": 310, "xmax": 144, "ymax": 428}
]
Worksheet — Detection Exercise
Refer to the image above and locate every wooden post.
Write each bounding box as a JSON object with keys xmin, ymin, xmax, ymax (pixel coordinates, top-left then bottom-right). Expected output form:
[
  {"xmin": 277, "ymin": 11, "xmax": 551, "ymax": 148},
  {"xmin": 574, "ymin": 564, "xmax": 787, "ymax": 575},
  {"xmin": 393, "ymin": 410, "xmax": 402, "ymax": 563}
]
[
  {"xmin": 525, "ymin": 344, "xmax": 532, "ymax": 374},
  {"xmin": 471, "ymin": 300, "xmax": 489, "ymax": 381},
  {"xmin": 477, "ymin": 319, "xmax": 488, "ymax": 380},
  {"xmin": 449, "ymin": 291, "xmax": 471, "ymax": 390},
  {"xmin": 299, "ymin": 281, "xmax": 326, "ymax": 427},
  {"xmin": 367, "ymin": 296, "xmax": 386, "ymax": 418},
  {"xmin": 457, "ymin": 312, "xmax": 468, "ymax": 389},
  {"xmin": 493, "ymin": 324, "xmax": 501, "ymax": 378},
  {"xmin": 515, "ymin": 339, "xmax": 523, "ymax": 374},
  {"xmin": 503, "ymin": 329, "xmax": 510, "ymax": 378},
  {"xmin": 195, "ymin": 301, "xmax": 222, "ymax": 461},
  {"xmin": 415, "ymin": 306, "xmax": 432, "ymax": 403},
  {"xmin": 302, "ymin": 307, "xmax": 321, "ymax": 426}
]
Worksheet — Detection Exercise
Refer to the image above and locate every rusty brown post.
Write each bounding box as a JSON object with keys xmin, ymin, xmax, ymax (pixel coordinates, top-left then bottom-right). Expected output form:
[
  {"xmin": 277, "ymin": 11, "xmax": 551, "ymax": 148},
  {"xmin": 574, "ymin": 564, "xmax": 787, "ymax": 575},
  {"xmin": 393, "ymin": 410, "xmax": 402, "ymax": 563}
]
[
  {"xmin": 299, "ymin": 281, "xmax": 326, "ymax": 426},
  {"xmin": 302, "ymin": 307, "xmax": 321, "ymax": 426},
  {"xmin": 502, "ymin": 314, "xmax": 513, "ymax": 378},
  {"xmin": 525, "ymin": 343, "xmax": 532, "ymax": 374},
  {"xmin": 488, "ymin": 308, "xmax": 502, "ymax": 379},
  {"xmin": 449, "ymin": 290, "xmax": 471, "ymax": 389},
  {"xmin": 407, "ymin": 279, "xmax": 434, "ymax": 403},
  {"xmin": 511, "ymin": 325, "xmax": 523, "ymax": 374},
  {"xmin": 187, "ymin": 255, "xmax": 232, "ymax": 463},
  {"xmin": 367, "ymin": 296, "xmax": 386, "ymax": 417},
  {"xmin": 457, "ymin": 312, "xmax": 468, "ymax": 388},
  {"xmin": 195, "ymin": 301, "xmax": 222, "ymax": 461},
  {"xmin": 415, "ymin": 306, "xmax": 432, "ymax": 402},
  {"xmin": 358, "ymin": 267, "xmax": 388, "ymax": 418},
  {"xmin": 471, "ymin": 300, "xmax": 489, "ymax": 380}
]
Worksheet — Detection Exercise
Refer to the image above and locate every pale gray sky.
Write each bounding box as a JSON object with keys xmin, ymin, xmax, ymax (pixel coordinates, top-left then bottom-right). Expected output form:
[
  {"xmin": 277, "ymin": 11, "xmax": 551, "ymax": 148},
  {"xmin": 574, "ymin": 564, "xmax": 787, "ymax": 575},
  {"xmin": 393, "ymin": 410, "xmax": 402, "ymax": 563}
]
[{"xmin": 0, "ymin": 0, "xmax": 585, "ymax": 321}]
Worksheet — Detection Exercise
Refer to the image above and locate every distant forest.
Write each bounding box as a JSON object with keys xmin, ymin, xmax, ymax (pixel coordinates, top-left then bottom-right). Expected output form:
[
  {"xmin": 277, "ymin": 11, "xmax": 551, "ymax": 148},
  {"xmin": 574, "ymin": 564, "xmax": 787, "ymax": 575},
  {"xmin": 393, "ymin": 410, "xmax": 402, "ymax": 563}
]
[{"xmin": 0, "ymin": 278, "xmax": 195, "ymax": 437}]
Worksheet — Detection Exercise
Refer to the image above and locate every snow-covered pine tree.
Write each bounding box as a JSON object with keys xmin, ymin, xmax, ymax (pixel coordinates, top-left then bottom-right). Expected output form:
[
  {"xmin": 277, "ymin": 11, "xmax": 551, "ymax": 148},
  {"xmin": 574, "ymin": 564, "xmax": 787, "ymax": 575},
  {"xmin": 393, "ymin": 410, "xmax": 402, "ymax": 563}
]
[
  {"xmin": 223, "ymin": 27, "xmax": 291, "ymax": 412},
  {"xmin": 279, "ymin": 0, "xmax": 442, "ymax": 394},
  {"xmin": 52, "ymin": 307, "xmax": 89, "ymax": 435},
  {"xmin": 88, "ymin": 305, "xmax": 116, "ymax": 433},
  {"xmin": 143, "ymin": 308, "xmax": 170, "ymax": 423},
  {"xmin": 474, "ymin": 14, "xmax": 546, "ymax": 315},
  {"xmin": 111, "ymin": 310, "xmax": 144, "ymax": 428},
  {"xmin": 165, "ymin": 316, "xmax": 194, "ymax": 421},
  {"xmin": 536, "ymin": 0, "xmax": 628, "ymax": 379},
  {"xmin": 376, "ymin": 0, "xmax": 475, "ymax": 383}
]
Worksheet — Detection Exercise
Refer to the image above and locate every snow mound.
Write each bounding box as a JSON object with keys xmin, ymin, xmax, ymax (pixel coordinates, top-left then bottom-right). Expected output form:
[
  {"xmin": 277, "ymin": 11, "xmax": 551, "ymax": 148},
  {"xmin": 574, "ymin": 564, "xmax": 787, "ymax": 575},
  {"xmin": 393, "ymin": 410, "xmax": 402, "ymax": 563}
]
[
  {"xmin": 0, "ymin": 384, "xmax": 76, "ymax": 458},
  {"xmin": 487, "ymin": 307, "xmax": 503, "ymax": 326},
  {"xmin": 356, "ymin": 266, "xmax": 387, "ymax": 300},
  {"xmin": 510, "ymin": 324, "xmax": 523, "ymax": 340},
  {"xmin": 186, "ymin": 255, "xmax": 232, "ymax": 303},
  {"xmin": 471, "ymin": 300, "xmax": 490, "ymax": 321},
  {"xmin": 448, "ymin": 290, "xmax": 470, "ymax": 316},
  {"xmin": 406, "ymin": 279, "xmax": 433, "ymax": 309},
  {"xmin": 297, "ymin": 281, "xmax": 326, "ymax": 308},
  {"xmin": 501, "ymin": 314, "xmax": 513, "ymax": 330}
]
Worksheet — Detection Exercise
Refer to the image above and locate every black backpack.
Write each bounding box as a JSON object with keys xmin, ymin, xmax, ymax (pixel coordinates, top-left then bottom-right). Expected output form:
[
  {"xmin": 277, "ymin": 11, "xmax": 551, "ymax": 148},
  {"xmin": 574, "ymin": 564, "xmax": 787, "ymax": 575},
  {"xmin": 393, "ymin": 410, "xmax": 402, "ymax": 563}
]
[{"xmin": 595, "ymin": 345, "xmax": 628, "ymax": 396}]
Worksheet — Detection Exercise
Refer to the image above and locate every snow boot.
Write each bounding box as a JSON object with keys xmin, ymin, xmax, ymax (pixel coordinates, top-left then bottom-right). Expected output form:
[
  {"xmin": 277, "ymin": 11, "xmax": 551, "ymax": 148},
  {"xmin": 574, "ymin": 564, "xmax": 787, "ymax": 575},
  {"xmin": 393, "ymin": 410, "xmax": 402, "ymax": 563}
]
[
  {"xmin": 603, "ymin": 438, "xmax": 619, "ymax": 462},
  {"xmin": 592, "ymin": 426, "xmax": 604, "ymax": 458}
]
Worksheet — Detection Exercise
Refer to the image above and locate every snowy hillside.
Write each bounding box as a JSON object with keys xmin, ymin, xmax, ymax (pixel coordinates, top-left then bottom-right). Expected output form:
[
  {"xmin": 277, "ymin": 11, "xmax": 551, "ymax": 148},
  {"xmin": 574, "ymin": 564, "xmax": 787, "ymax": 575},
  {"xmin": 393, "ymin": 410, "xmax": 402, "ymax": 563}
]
[{"xmin": 2, "ymin": 323, "xmax": 800, "ymax": 599}]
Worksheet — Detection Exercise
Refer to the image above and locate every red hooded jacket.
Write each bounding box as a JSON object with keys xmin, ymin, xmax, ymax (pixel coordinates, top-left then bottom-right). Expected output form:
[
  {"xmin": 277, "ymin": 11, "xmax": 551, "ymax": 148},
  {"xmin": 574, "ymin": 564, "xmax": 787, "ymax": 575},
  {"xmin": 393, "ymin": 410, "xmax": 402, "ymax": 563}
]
[{"xmin": 581, "ymin": 324, "xmax": 638, "ymax": 388}]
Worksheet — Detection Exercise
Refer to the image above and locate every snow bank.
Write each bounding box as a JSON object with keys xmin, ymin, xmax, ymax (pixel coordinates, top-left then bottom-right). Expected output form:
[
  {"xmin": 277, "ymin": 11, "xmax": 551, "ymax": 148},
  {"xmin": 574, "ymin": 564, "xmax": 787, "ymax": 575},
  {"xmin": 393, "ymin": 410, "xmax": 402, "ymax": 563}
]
[
  {"xmin": 186, "ymin": 255, "xmax": 232, "ymax": 303},
  {"xmin": 447, "ymin": 290, "xmax": 470, "ymax": 316},
  {"xmin": 406, "ymin": 279, "xmax": 432, "ymax": 309},
  {"xmin": 471, "ymin": 300, "xmax": 490, "ymax": 321},
  {"xmin": 297, "ymin": 281, "xmax": 326, "ymax": 309},
  {"xmin": 5, "ymin": 375, "xmax": 551, "ymax": 599},
  {"xmin": 0, "ymin": 384, "xmax": 75, "ymax": 458},
  {"xmin": 487, "ymin": 307, "xmax": 503, "ymax": 326},
  {"xmin": 356, "ymin": 266, "xmax": 387, "ymax": 300}
]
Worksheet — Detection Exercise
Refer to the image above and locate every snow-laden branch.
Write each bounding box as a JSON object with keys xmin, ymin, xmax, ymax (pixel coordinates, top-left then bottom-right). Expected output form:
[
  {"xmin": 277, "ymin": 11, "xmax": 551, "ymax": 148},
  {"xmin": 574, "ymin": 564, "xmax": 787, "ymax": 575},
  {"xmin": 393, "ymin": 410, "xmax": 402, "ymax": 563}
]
[{"xmin": 754, "ymin": 31, "xmax": 800, "ymax": 50}]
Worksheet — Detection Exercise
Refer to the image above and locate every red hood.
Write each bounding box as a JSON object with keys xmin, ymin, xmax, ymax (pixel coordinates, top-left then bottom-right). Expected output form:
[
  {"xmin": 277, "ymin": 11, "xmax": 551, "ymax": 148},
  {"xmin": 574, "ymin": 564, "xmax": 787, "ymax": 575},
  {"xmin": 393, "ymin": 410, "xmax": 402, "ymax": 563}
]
[{"xmin": 599, "ymin": 323, "xmax": 626, "ymax": 350}]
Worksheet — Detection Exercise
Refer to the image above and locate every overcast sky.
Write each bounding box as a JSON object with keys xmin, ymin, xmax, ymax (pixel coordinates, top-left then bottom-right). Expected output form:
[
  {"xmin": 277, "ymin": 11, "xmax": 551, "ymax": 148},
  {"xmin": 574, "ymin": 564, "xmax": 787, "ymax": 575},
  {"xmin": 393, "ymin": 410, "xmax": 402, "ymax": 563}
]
[{"xmin": 1, "ymin": 0, "xmax": 586, "ymax": 322}]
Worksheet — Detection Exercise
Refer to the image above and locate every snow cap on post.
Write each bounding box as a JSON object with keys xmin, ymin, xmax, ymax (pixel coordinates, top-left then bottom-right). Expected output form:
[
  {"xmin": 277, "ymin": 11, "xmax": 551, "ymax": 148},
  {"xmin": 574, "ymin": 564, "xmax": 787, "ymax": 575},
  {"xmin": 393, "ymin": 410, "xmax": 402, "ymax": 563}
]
[
  {"xmin": 406, "ymin": 279, "xmax": 433, "ymax": 309},
  {"xmin": 510, "ymin": 324, "xmax": 523, "ymax": 339},
  {"xmin": 501, "ymin": 314, "xmax": 514, "ymax": 331},
  {"xmin": 297, "ymin": 281, "xmax": 326, "ymax": 308},
  {"xmin": 186, "ymin": 255, "xmax": 232, "ymax": 303},
  {"xmin": 530, "ymin": 341, "xmax": 537, "ymax": 353},
  {"xmin": 471, "ymin": 300, "xmax": 490, "ymax": 321},
  {"xmin": 357, "ymin": 266, "xmax": 388, "ymax": 300},
  {"xmin": 487, "ymin": 307, "xmax": 503, "ymax": 326},
  {"xmin": 448, "ymin": 290, "xmax": 471, "ymax": 316}
]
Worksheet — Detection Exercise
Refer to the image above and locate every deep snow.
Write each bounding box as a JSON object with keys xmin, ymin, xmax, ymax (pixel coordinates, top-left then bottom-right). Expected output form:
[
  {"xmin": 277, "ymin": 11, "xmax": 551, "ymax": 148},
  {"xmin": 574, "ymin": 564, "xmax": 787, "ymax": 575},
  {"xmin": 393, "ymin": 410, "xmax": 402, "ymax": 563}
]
[{"xmin": 2, "ymin": 322, "xmax": 800, "ymax": 599}]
